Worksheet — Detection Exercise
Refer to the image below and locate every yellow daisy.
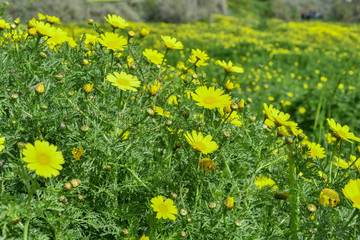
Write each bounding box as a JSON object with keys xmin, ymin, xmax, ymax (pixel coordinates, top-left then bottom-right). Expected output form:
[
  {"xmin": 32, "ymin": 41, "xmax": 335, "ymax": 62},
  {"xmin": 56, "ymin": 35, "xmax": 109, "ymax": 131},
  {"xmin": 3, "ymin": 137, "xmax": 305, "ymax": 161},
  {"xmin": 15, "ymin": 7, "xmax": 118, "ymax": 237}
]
[
  {"xmin": 223, "ymin": 196, "xmax": 234, "ymax": 209},
  {"xmin": 215, "ymin": 60, "xmax": 244, "ymax": 73},
  {"xmin": 332, "ymin": 156, "xmax": 349, "ymax": 169},
  {"xmin": 218, "ymin": 108, "xmax": 242, "ymax": 127},
  {"xmin": 105, "ymin": 14, "xmax": 128, "ymax": 29},
  {"xmin": 33, "ymin": 21, "xmax": 55, "ymax": 37},
  {"xmin": 0, "ymin": 133, "xmax": 5, "ymax": 152},
  {"xmin": 319, "ymin": 188, "xmax": 340, "ymax": 207},
  {"xmin": 46, "ymin": 15, "xmax": 60, "ymax": 24},
  {"xmin": 188, "ymin": 49, "xmax": 209, "ymax": 67},
  {"xmin": 327, "ymin": 118, "xmax": 360, "ymax": 143},
  {"xmin": 72, "ymin": 146, "xmax": 84, "ymax": 161},
  {"xmin": 192, "ymin": 86, "xmax": 232, "ymax": 110},
  {"xmin": 161, "ymin": 35, "xmax": 183, "ymax": 50},
  {"xmin": 151, "ymin": 195, "xmax": 177, "ymax": 221},
  {"xmin": 143, "ymin": 48, "xmax": 164, "ymax": 65},
  {"xmin": 342, "ymin": 179, "xmax": 360, "ymax": 209},
  {"xmin": 199, "ymin": 158, "xmax": 216, "ymax": 174},
  {"xmin": 22, "ymin": 140, "xmax": 64, "ymax": 178},
  {"xmin": 184, "ymin": 130, "xmax": 219, "ymax": 154},
  {"xmin": 304, "ymin": 142, "xmax": 326, "ymax": 159},
  {"xmin": 148, "ymin": 81, "xmax": 162, "ymax": 95},
  {"xmin": 263, "ymin": 103, "xmax": 298, "ymax": 128},
  {"xmin": 139, "ymin": 234, "xmax": 150, "ymax": 240},
  {"xmin": 105, "ymin": 72, "xmax": 140, "ymax": 92},
  {"xmin": 47, "ymin": 28, "xmax": 68, "ymax": 47},
  {"xmin": 254, "ymin": 176, "xmax": 278, "ymax": 190},
  {"xmin": 0, "ymin": 19, "xmax": 10, "ymax": 30},
  {"xmin": 154, "ymin": 106, "xmax": 171, "ymax": 118},
  {"xmin": 99, "ymin": 32, "xmax": 127, "ymax": 52}
]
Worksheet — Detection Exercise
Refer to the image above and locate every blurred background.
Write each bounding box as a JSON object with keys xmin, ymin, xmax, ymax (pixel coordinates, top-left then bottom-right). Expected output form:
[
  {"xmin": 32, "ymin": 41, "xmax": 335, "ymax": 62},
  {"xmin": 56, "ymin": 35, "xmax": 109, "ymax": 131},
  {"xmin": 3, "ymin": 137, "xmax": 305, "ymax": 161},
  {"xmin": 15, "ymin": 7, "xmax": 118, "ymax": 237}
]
[{"xmin": 6, "ymin": 0, "xmax": 360, "ymax": 23}]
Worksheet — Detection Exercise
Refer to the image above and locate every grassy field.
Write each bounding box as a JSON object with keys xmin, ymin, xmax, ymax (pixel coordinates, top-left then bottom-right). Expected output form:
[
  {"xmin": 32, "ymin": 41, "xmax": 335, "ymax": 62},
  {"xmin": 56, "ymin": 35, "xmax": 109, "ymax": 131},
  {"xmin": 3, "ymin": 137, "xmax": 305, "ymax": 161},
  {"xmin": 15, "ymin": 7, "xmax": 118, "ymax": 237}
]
[{"xmin": 1, "ymin": 2, "xmax": 360, "ymax": 239}]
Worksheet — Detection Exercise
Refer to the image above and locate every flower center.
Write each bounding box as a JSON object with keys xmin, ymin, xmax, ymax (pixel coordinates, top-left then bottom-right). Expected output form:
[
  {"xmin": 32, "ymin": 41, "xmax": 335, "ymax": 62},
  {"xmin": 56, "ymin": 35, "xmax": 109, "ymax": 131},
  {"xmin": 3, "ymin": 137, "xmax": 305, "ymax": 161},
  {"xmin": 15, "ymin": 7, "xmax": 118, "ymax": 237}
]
[
  {"xmin": 116, "ymin": 77, "xmax": 130, "ymax": 87},
  {"xmin": 158, "ymin": 203, "xmax": 168, "ymax": 213},
  {"xmin": 193, "ymin": 142, "xmax": 206, "ymax": 151},
  {"xmin": 36, "ymin": 153, "xmax": 50, "ymax": 165},
  {"xmin": 203, "ymin": 96, "xmax": 217, "ymax": 104},
  {"xmin": 107, "ymin": 40, "xmax": 119, "ymax": 49}
]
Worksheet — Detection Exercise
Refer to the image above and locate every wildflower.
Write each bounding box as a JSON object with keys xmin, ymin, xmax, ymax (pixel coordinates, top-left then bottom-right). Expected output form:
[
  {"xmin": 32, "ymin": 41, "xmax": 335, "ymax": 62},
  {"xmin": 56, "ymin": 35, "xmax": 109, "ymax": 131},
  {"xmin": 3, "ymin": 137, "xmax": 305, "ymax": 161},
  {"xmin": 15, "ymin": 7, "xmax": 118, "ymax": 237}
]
[
  {"xmin": 46, "ymin": 15, "xmax": 60, "ymax": 24},
  {"xmin": 140, "ymin": 28, "xmax": 150, "ymax": 38},
  {"xmin": 188, "ymin": 49, "xmax": 209, "ymax": 67},
  {"xmin": 22, "ymin": 140, "xmax": 64, "ymax": 178},
  {"xmin": 161, "ymin": 35, "xmax": 183, "ymax": 50},
  {"xmin": 304, "ymin": 142, "xmax": 325, "ymax": 159},
  {"xmin": 0, "ymin": 19, "xmax": 10, "ymax": 29},
  {"xmin": 184, "ymin": 130, "xmax": 219, "ymax": 154},
  {"xmin": 168, "ymin": 95, "xmax": 178, "ymax": 105},
  {"xmin": 299, "ymin": 107, "xmax": 306, "ymax": 114},
  {"xmin": 0, "ymin": 134, "xmax": 5, "ymax": 152},
  {"xmin": 223, "ymin": 197, "xmax": 234, "ymax": 210},
  {"xmin": 72, "ymin": 146, "xmax": 84, "ymax": 161},
  {"xmin": 254, "ymin": 176, "xmax": 278, "ymax": 190},
  {"xmin": 139, "ymin": 234, "xmax": 150, "ymax": 240},
  {"xmin": 218, "ymin": 108, "xmax": 242, "ymax": 127},
  {"xmin": 326, "ymin": 133, "xmax": 337, "ymax": 144},
  {"xmin": 349, "ymin": 155, "xmax": 360, "ymax": 169},
  {"xmin": 342, "ymin": 179, "xmax": 360, "ymax": 209},
  {"xmin": 83, "ymin": 83, "xmax": 94, "ymax": 93},
  {"xmin": 33, "ymin": 21, "xmax": 55, "ymax": 37},
  {"xmin": 332, "ymin": 156, "xmax": 349, "ymax": 168},
  {"xmin": 154, "ymin": 106, "xmax": 171, "ymax": 118},
  {"xmin": 148, "ymin": 81, "xmax": 162, "ymax": 95},
  {"xmin": 192, "ymin": 86, "xmax": 232, "ymax": 110},
  {"xmin": 151, "ymin": 195, "xmax": 177, "ymax": 221},
  {"xmin": 215, "ymin": 60, "xmax": 244, "ymax": 73},
  {"xmin": 238, "ymin": 99, "xmax": 245, "ymax": 110},
  {"xmin": 38, "ymin": 13, "xmax": 46, "ymax": 20},
  {"xmin": 327, "ymin": 118, "xmax": 360, "ymax": 143},
  {"xmin": 47, "ymin": 28, "xmax": 68, "ymax": 47},
  {"xmin": 263, "ymin": 103, "xmax": 298, "ymax": 129},
  {"xmin": 105, "ymin": 72, "xmax": 140, "ymax": 92},
  {"xmin": 99, "ymin": 32, "xmax": 127, "ymax": 52},
  {"xmin": 199, "ymin": 158, "xmax": 216, "ymax": 174},
  {"xmin": 143, "ymin": 49, "xmax": 164, "ymax": 65},
  {"xmin": 85, "ymin": 33, "xmax": 98, "ymax": 46},
  {"xmin": 225, "ymin": 79, "xmax": 239, "ymax": 90},
  {"xmin": 128, "ymin": 30, "xmax": 135, "ymax": 38},
  {"xmin": 35, "ymin": 84, "xmax": 45, "ymax": 94},
  {"xmin": 105, "ymin": 14, "xmax": 128, "ymax": 29},
  {"xmin": 319, "ymin": 188, "xmax": 340, "ymax": 207}
]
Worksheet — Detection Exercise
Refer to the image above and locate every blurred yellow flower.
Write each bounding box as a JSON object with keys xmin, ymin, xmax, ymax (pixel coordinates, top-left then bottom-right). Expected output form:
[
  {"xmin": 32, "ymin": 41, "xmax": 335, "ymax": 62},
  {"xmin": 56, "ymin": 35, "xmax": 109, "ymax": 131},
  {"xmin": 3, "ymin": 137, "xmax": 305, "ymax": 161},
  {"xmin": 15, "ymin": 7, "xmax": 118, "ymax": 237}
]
[
  {"xmin": 342, "ymin": 179, "xmax": 360, "ymax": 209},
  {"xmin": 319, "ymin": 188, "xmax": 339, "ymax": 207},
  {"xmin": 46, "ymin": 15, "xmax": 60, "ymax": 24},
  {"xmin": 161, "ymin": 35, "xmax": 183, "ymax": 50},
  {"xmin": 148, "ymin": 81, "xmax": 162, "ymax": 95},
  {"xmin": 0, "ymin": 134, "xmax": 5, "ymax": 152},
  {"xmin": 105, "ymin": 14, "xmax": 128, "ymax": 29},
  {"xmin": 83, "ymin": 83, "xmax": 94, "ymax": 93},
  {"xmin": 254, "ymin": 176, "xmax": 278, "ymax": 190},
  {"xmin": 304, "ymin": 142, "xmax": 325, "ymax": 159},
  {"xmin": 143, "ymin": 48, "xmax": 164, "ymax": 65},
  {"xmin": 299, "ymin": 107, "xmax": 306, "ymax": 114},
  {"xmin": 99, "ymin": 32, "xmax": 127, "ymax": 52},
  {"xmin": 332, "ymin": 156, "xmax": 349, "ymax": 168},
  {"xmin": 327, "ymin": 118, "xmax": 360, "ymax": 143},
  {"xmin": 215, "ymin": 60, "xmax": 244, "ymax": 73},
  {"xmin": 188, "ymin": 49, "xmax": 209, "ymax": 67},
  {"xmin": 72, "ymin": 146, "xmax": 84, "ymax": 161},
  {"xmin": 155, "ymin": 106, "xmax": 171, "ymax": 118}
]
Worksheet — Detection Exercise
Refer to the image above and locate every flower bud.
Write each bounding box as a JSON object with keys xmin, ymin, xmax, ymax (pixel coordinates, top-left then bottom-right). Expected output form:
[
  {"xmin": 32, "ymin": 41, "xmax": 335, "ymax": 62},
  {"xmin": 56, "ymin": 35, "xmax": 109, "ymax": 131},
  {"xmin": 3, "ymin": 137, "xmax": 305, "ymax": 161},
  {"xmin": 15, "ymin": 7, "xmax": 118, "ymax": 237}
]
[
  {"xmin": 82, "ymin": 59, "xmax": 89, "ymax": 66},
  {"xmin": 180, "ymin": 209, "xmax": 188, "ymax": 216},
  {"xmin": 146, "ymin": 107, "xmax": 154, "ymax": 116},
  {"xmin": 14, "ymin": 18, "xmax": 20, "ymax": 25},
  {"xmin": 78, "ymin": 194, "xmax": 84, "ymax": 200},
  {"xmin": 102, "ymin": 165, "xmax": 111, "ymax": 171},
  {"xmin": 88, "ymin": 19, "xmax": 94, "ymax": 25},
  {"xmin": 81, "ymin": 125, "xmax": 89, "ymax": 132},
  {"xmin": 39, "ymin": 52, "xmax": 47, "ymax": 58},
  {"xmin": 11, "ymin": 93, "xmax": 18, "ymax": 99},
  {"xmin": 307, "ymin": 204, "xmax": 317, "ymax": 213},
  {"xmin": 127, "ymin": 30, "xmax": 135, "ymax": 38},
  {"xmin": 234, "ymin": 220, "xmax": 242, "ymax": 227},
  {"xmin": 165, "ymin": 119, "xmax": 172, "ymax": 126},
  {"xmin": 140, "ymin": 28, "xmax": 149, "ymax": 38},
  {"xmin": 35, "ymin": 84, "xmax": 45, "ymax": 94},
  {"xmin": 182, "ymin": 111, "xmax": 190, "ymax": 118},
  {"xmin": 171, "ymin": 193, "xmax": 178, "ymax": 200},
  {"xmin": 180, "ymin": 231, "xmax": 187, "ymax": 238},
  {"xmin": 11, "ymin": 217, "xmax": 20, "ymax": 225},
  {"xmin": 60, "ymin": 123, "xmax": 66, "ymax": 129},
  {"xmin": 208, "ymin": 202, "xmax": 216, "ymax": 209},
  {"xmin": 70, "ymin": 179, "xmax": 82, "ymax": 188},
  {"xmin": 83, "ymin": 83, "xmax": 94, "ymax": 93},
  {"xmin": 59, "ymin": 196, "xmax": 67, "ymax": 203},
  {"xmin": 223, "ymin": 197, "xmax": 234, "ymax": 210},
  {"xmin": 64, "ymin": 182, "xmax": 72, "ymax": 191}
]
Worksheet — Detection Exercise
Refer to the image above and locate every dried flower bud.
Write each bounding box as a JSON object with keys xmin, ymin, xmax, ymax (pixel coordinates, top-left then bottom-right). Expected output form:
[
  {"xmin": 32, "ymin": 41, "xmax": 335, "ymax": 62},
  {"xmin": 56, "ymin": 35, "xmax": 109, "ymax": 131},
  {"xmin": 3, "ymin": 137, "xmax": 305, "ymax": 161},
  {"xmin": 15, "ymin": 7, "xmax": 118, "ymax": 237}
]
[
  {"xmin": 175, "ymin": 142, "xmax": 181, "ymax": 148},
  {"xmin": 81, "ymin": 126, "xmax": 89, "ymax": 132},
  {"xmin": 223, "ymin": 130, "xmax": 231, "ymax": 138},
  {"xmin": 70, "ymin": 179, "xmax": 82, "ymax": 188},
  {"xmin": 307, "ymin": 204, "xmax": 317, "ymax": 213},
  {"xmin": 102, "ymin": 165, "xmax": 111, "ymax": 171},
  {"xmin": 208, "ymin": 202, "xmax": 217, "ymax": 209},
  {"xmin": 171, "ymin": 193, "xmax": 178, "ymax": 200},
  {"xmin": 234, "ymin": 220, "xmax": 242, "ymax": 227},
  {"xmin": 59, "ymin": 196, "xmax": 67, "ymax": 203},
  {"xmin": 246, "ymin": 98, "xmax": 253, "ymax": 103},
  {"xmin": 180, "ymin": 231, "xmax": 187, "ymax": 238},
  {"xmin": 11, "ymin": 217, "xmax": 20, "ymax": 225},
  {"xmin": 64, "ymin": 182, "xmax": 72, "ymax": 191},
  {"xmin": 11, "ymin": 93, "xmax": 18, "ymax": 100},
  {"xmin": 165, "ymin": 119, "xmax": 172, "ymax": 126},
  {"xmin": 122, "ymin": 229, "xmax": 129, "ymax": 235},
  {"xmin": 41, "ymin": 105, "xmax": 48, "ymax": 109},
  {"xmin": 180, "ymin": 209, "xmax": 188, "ymax": 216},
  {"xmin": 60, "ymin": 123, "xmax": 66, "ymax": 129},
  {"xmin": 182, "ymin": 111, "xmax": 190, "ymax": 118},
  {"xmin": 187, "ymin": 218, "xmax": 192, "ymax": 223},
  {"xmin": 147, "ymin": 107, "xmax": 155, "ymax": 116}
]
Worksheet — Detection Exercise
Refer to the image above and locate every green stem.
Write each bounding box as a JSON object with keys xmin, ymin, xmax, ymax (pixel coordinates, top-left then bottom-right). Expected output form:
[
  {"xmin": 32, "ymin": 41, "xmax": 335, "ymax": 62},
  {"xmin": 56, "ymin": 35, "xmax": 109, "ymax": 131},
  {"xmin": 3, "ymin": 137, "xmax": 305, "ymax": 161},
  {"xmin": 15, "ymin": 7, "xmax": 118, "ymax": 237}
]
[
  {"xmin": 328, "ymin": 140, "xmax": 340, "ymax": 184},
  {"xmin": 31, "ymin": 34, "xmax": 41, "ymax": 57},
  {"xmin": 343, "ymin": 208, "xmax": 358, "ymax": 229},
  {"xmin": 23, "ymin": 216, "xmax": 32, "ymax": 240},
  {"xmin": 220, "ymin": 72, "xmax": 229, "ymax": 87},
  {"xmin": 287, "ymin": 144, "xmax": 299, "ymax": 240}
]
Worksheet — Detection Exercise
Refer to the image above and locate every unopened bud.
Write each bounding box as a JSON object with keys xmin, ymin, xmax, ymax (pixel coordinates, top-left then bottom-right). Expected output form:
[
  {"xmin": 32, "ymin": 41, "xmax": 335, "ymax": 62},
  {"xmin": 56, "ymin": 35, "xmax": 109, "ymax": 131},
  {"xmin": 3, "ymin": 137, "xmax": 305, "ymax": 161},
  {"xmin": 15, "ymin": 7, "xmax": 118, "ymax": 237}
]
[
  {"xmin": 147, "ymin": 107, "xmax": 154, "ymax": 116},
  {"xmin": 11, "ymin": 93, "xmax": 18, "ymax": 99},
  {"xmin": 39, "ymin": 52, "xmax": 47, "ymax": 58},
  {"xmin": 180, "ymin": 231, "xmax": 187, "ymax": 238},
  {"xmin": 165, "ymin": 119, "xmax": 172, "ymax": 126},
  {"xmin": 180, "ymin": 209, "xmax": 188, "ymax": 216},
  {"xmin": 88, "ymin": 19, "xmax": 94, "ymax": 25},
  {"xmin": 64, "ymin": 182, "xmax": 72, "ymax": 191},
  {"xmin": 35, "ymin": 84, "xmax": 45, "ymax": 94},
  {"xmin": 127, "ymin": 30, "xmax": 135, "ymax": 38},
  {"xmin": 82, "ymin": 59, "xmax": 89, "ymax": 66},
  {"xmin": 208, "ymin": 202, "xmax": 216, "ymax": 209},
  {"xmin": 59, "ymin": 196, "xmax": 67, "ymax": 203},
  {"xmin": 81, "ymin": 125, "xmax": 89, "ymax": 132}
]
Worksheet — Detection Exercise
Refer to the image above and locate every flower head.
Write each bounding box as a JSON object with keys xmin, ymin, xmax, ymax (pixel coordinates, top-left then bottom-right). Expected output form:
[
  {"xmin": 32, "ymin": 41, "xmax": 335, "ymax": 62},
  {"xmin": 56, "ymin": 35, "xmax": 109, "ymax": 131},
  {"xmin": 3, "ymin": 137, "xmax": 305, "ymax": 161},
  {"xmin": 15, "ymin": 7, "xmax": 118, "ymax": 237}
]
[
  {"xmin": 199, "ymin": 158, "xmax": 216, "ymax": 174},
  {"xmin": 105, "ymin": 72, "xmax": 140, "ymax": 92},
  {"xmin": 0, "ymin": 19, "xmax": 10, "ymax": 30},
  {"xmin": 140, "ymin": 28, "xmax": 150, "ymax": 38},
  {"xmin": 143, "ymin": 49, "xmax": 164, "ymax": 65},
  {"xmin": 161, "ymin": 35, "xmax": 183, "ymax": 50},
  {"xmin": 327, "ymin": 118, "xmax": 360, "ymax": 143},
  {"xmin": 184, "ymin": 130, "xmax": 219, "ymax": 154},
  {"xmin": 223, "ymin": 197, "xmax": 234, "ymax": 210},
  {"xmin": 225, "ymin": 79, "xmax": 239, "ymax": 90},
  {"xmin": 319, "ymin": 188, "xmax": 340, "ymax": 207},
  {"xmin": 215, "ymin": 60, "xmax": 244, "ymax": 73},
  {"xmin": 192, "ymin": 86, "xmax": 232, "ymax": 110},
  {"xmin": 263, "ymin": 103, "xmax": 298, "ymax": 128},
  {"xmin": 332, "ymin": 156, "xmax": 349, "ymax": 169},
  {"xmin": 72, "ymin": 146, "xmax": 84, "ymax": 161},
  {"xmin": 188, "ymin": 49, "xmax": 209, "ymax": 67},
  {"xmin": 139, "ymin": 234, "xmax": 150, "ymax": 240},
  {"xmin": 83, "ymin": 83, "xmax": 94, "ymax": 93},
  {"xmin": 218, "ymin": 108, "xmax": 242, "ymax": 127},
  {"xmin": 33, "ymin": 21, "xmax": 55, "ymax": 37},
  {"xmin": 0, "ymin": 133, "xmax": 5, "ymax": 152},
  {"xmin": 304, "ymin": 142, "xmax": 326, "ymax": 159},
  {"xmin": 154, "ymin": 106, "xmax": 171, "ymax": 118},
  {"xmin": 47, "ymin": 28, "xmax": 68, "ymax": 47},
  {"xmin": 151, "ymin": 195, "xmax": 177, "ymax": 221},
  {"xmin": 99, "ymin": 32, "xmax": 127, "ymax": 52},
  {"xmin": 342, "ymin": 179, "xmax": 360, "ymax": 209},
  {"xmin": 22, "ymin": 140, "xmax": 64, "ymax": 178},
  {"xmin": 105, "ymin": 14, "xmax": 128, "ymax": 29},
  {"xmin": 254, "ymin": 176, "xmax": 278, "ymax": 190},
  {"xmin": 46, "ymin": 15, "xmax": 60, "ymax": 24},
  {"xmin": 148, "ymin": 81, "xmax": 162, "ymax": 95}
]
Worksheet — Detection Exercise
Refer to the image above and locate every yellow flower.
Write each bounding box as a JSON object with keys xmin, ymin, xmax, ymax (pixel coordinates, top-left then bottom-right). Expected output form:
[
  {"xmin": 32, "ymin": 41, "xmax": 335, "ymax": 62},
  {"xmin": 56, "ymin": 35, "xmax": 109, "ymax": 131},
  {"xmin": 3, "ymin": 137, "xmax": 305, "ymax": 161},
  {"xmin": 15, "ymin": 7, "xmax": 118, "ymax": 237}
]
[
  {"xmin": 151, "ymin": 195, "xmax": 177, "ymax": 221},
  {"xmin": 105, "ymin": 14, "xmax": 128, "ymax": 29},
  {"xmin": 38, "ymin": 13, "xmax": 46, "ymax": 20},
  {"xmin": 327, "ymin": 118, "xmax": 360, "ymax": 143},
  {"xmin": 154, "ymin": 106, "xmax": 171, "ymax": 118},
  {"xmin": 0, "ymin": 19, "xmax": 10, "ymax": 29},
  {"xmin": 33, "ymin": 21, "xmax": 55, "ymax": 37},
  {"xmin": 161, "ymin": 35, "xmax": 183, "ymax": 50},
  {"xmin": 215, "ymin": 60, "xmax": 244, "ymax": 73},
  {"xmin": 304, "ymin": 142, "xmax": 325, "ymax": 159},
  {"xmin": 199, "ymin": 158, "xmax": 216, "ymax": 174},
  {"xmin": 47, "ymin": 28, "xmax": 68, "ymax": 47},
  {"xmin": 105, "ymin": 72, "xmax": 140, "ymax": 92},
  {"xmin": 99, "ymin": 32, "xmax": 127, "ymax": 52},
  {"xmin": 184, "ymin": 130, "xmax": 219, "ymax": 154},
  {"xmin": 319, "ymin": 188, "xmax": 340, "ymax": 207},
  {"xmin": 72, "ymin": 146, "xmax": 84, "ymax": 161},
  {"xmin": 148, "ymin": 81, "xmax": 162, "ymax": 95},
  {"xmin": 225, "ymin": 79, "xmax": 239, "ymax": 90},
  {"xmin": 342, "ymin": 179, "xmax": 360, "ymax": 209},
  {"xmin": 326, "ymin": 133, "xmax": 337, "ymax": 144},
  {"xmin": 35, "ymin": 84, "xmax": 45, "ymax": 94},
  {"xmin": 254, "ymin": 176, "xmax": 278, "ymax": 190},
  {"xmin": 143, "ymin": 49, "xmax": 164, "ymax": 65},
  {"xmin": 349, "ymin": 155, "xmax": 360, "ymax": 169},
  {"xmin": 22, "ymin": 140, "xmax": 64, "ymax": 178},
  {"xmin": 168, "ymin": 95, "xmax": 178, "ymax": 105},
  {"xmin": 85, "ymin": 33, "xmax": 98, "ymax": 46},
  {"xmin": 140, "ymin": 28, "xmax": 150, "ymax": 38},
  {"xmin": 139, "ymin": 234, "xmax": 150, "ymax": 240},
  {"xmin": 218, "ymin": 108, "xmax": 242, "ymax": 127},
  {"xmin": 332, "ymin": 156, "xmax": 349, "ymax": 169},
  {"xmin": 188, "ymin": 49, "xmax": 209, "ymax": 67},
  {"xmin": 83, "ymin": 83, "xmax": 94, "ymax": 93},
  {"xmin": 46, "ymin": 15, "xmax": 60, "ymax": 24},
  {"xmin": 192, "ymin": 86, "xmax": 232, "ymax": 110},
  {"xmin": 263, "ymin": 103, "xmax": 298, "ymax": 128},
  {"xmin": 223, "ymin": 197, "xmax": 234, "ymax": 210},
  {"xmin": 0, "ymin": 134, "xmax": 5, "ymax": 152},
  {"xmin": 299, "ymin": 107, "xmax": 306, "ymax": 114}
]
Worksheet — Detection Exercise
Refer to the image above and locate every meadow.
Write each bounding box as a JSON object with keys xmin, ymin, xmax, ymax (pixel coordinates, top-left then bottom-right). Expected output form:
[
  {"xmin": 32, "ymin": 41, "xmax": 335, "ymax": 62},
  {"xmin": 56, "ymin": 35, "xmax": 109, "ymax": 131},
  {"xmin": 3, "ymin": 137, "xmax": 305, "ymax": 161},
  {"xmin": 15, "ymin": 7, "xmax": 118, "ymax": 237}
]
[{"xmin": 1, "ymin": 1, "xmax": 360, "ymax": 239}]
